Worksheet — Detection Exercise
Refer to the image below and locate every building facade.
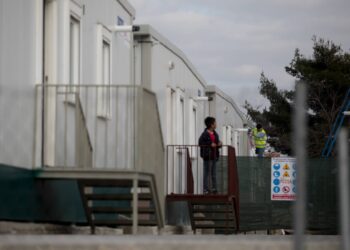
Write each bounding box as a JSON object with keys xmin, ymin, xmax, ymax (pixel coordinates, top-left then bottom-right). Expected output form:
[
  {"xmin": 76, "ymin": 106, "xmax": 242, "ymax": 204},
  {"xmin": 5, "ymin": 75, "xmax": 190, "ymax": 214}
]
[{"xmin": 0, "ymin": 0, "xmax": 250, "ymax": 230}]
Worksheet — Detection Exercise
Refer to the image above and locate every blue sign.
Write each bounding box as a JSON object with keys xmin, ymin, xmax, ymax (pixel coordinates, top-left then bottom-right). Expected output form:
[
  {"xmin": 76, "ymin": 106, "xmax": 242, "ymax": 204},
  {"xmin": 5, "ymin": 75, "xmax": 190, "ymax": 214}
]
[
  {"xmin": 117, "ymin": 16, "xmax": 124, "ymax": 26},
  {"xmin": 273, "ymin": 163, "xmax": 281, "ymax": 170},
  {"xmin": 273, "ymin": 179, "xmax": 280, "ymax": 185},
  {"xmin": 273, "ymin": 186, "xmax": 280, "ymax": 193},
  {"xmin": 293, "ymin": 171, "xmax": 297, "ymax": 178},
  {"xmin": 273, "ymin": 171, "xmax": 280, "ymax": 178}
]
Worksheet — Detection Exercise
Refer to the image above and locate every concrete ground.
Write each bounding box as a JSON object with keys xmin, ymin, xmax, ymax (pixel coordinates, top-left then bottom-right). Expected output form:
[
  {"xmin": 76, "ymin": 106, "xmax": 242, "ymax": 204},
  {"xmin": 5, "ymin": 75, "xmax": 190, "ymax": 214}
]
[{"xmin": 0, "ymin": 235, "xmax": 340, "ymax": 250}]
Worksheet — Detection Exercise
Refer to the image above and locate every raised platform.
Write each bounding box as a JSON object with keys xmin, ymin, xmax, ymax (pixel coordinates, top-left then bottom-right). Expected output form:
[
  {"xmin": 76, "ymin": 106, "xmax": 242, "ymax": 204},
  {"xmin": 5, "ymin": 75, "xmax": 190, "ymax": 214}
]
[{"xmin": 37, "ymin": 167, "xmax": 155, "ymax": 182}]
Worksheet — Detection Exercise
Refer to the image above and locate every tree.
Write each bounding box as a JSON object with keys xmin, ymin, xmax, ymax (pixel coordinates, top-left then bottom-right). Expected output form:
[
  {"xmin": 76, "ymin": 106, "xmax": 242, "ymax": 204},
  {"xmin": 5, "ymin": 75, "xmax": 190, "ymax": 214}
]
[
  {"xmin": 245, "ymin": 73, "xmax": 293, "ymax": 154},
  {"xmin": 245, "ymin": 37, "xmax": 350, "ymax": 156}
]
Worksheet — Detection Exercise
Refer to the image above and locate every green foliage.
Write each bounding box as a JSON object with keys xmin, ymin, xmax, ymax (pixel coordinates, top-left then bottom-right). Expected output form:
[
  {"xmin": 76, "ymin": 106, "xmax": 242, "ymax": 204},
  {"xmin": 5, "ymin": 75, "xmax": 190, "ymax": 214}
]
[
  {"xmin": 245, "ymin": 73, "xmax": 293, "ymax": 154},
  {"xmin": 245, "ymin": 37, "xmax": 350, "ymax": 156}
]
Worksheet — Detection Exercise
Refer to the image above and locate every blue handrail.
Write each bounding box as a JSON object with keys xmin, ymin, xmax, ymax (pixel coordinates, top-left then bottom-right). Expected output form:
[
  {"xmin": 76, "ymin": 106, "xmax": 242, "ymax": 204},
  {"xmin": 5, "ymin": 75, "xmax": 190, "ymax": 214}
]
[{"xmin": 321, "ymin": 88, "xmax": 350, "ymax": 157}]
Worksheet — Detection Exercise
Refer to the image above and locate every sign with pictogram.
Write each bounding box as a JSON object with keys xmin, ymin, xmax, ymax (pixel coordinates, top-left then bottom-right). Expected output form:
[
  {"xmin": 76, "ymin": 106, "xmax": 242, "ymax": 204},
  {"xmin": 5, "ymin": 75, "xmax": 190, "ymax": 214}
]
[
  {"xmin": 271, "ymin": 157, "xmax": 296, "ymax": 201},
  {"xmin": 283, "ymin": 171, "xmax": 290, "ymax": 178}
]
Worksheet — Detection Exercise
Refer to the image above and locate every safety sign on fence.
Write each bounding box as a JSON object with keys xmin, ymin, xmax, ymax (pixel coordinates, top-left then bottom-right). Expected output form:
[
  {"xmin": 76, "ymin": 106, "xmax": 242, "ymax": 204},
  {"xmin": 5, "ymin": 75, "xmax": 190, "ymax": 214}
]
[{"xmin": 271, "ymin": 157, "xmax": 296, "ymax": 201}]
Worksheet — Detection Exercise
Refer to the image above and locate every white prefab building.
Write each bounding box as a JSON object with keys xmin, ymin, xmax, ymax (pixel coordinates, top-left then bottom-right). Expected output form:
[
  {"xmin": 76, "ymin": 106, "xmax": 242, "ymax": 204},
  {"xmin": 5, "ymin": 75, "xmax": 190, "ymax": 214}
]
[
  {"xmin": 0, "ymin": 0, "xmax": 139, "ymax": 169},
  {"xmin": 134, "ymin": 25, "xmax": 251, "ymax": 195},
  {"xmin": 134, "ymin": 25, "xmax": 209, "ymax": 147},
  {"xmin": 134, "ymin": 25, "xmax": 251, "ymax": 154},
  {"xmin": 0, "ymin": 0, "xmax": 167, "ymax": 230},
  {"xmin": 0, "ymin": 0, "xmax": 247, "ymax": 231},
  {"xmin": 206, "ymin": 85, "xmax": 253, "ymax": 156}
]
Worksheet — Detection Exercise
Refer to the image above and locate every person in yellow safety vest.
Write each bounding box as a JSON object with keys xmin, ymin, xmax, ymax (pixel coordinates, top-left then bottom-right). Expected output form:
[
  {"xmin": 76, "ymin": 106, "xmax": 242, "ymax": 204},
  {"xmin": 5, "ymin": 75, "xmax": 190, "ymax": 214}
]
[{"xmin": 252, "ymin": 124, "xmax": 267, "ymax": 158}]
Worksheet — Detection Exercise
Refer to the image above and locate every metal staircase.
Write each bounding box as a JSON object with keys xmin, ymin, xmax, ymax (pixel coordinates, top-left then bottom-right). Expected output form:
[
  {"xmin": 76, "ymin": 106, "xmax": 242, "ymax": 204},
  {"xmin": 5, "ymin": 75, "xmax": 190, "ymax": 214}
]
[
  {"xmin": 166, "ymin": 145, "xmax": 240, "ymax": 234},
  {"xmin": 322, "ymin": 88, "xmax": 350, "ymax": 157},
  {"xmin": 188, "ymin": 196, "xmax": 238, "ymax": 234},
  {"xmin": 77, "ymin": 176, "xmax": 163, "ymax": 234}
]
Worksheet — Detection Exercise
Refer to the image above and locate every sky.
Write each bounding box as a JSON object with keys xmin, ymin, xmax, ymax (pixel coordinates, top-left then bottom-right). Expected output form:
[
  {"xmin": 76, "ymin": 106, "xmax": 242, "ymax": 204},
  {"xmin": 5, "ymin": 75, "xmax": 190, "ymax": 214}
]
[{"xmin": 128, "ymin": 0, "xmax": 350, "ymax": 110}]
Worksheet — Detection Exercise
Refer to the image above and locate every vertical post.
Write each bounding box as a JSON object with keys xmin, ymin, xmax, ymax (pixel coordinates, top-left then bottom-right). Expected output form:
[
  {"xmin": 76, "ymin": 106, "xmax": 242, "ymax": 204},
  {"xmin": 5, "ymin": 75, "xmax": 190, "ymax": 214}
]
[
  {"xmin": 197, "ymin": 146, "xmax": 199, "ymax": 194},
  {"xmin": 339, "ymin": 128, "xmax": 349, "ymax": 250},
  {"xmin": 293, "ymin": 82, "xmax": 307, "ymax": 250},
  {"xmin": 173, "ymin": 147, "xmax": 175, "ymax": 193},
  {"xmin": 63, "ymin": 87, "xmax": 68, "ymax": 167},
  {"xmin": 74, "ymin": 92, "xmax": 79, "ymax": 168},
  {"xmin": 41, "ymin": 0, "xmax": 46, "ymax": 168},
  {"xmin": 132, "ymin": 177, "xmax": 138, "ymax": 235},
  {"xmin": 166, "ymin": 146, "xmax": 168, "ymax": 195}
]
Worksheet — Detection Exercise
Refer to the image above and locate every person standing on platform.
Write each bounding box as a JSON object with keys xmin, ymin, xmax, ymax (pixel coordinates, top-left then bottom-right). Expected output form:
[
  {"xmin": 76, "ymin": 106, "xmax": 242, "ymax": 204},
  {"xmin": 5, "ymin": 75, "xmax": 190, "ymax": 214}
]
[
  {"xmin": 199, "ymin": 117, "xmax": 222, "ymax": 194},
  {"xmin": 252, "ymin": 123, "xmax": 267, "ymax": 158}
]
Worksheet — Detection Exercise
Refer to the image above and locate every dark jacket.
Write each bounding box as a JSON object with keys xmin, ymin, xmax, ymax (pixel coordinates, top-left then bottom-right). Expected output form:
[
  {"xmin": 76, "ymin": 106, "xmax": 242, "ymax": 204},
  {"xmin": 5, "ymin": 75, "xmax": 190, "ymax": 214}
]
[{"xmin": 198, "ymin": 129, "xmax": 221, "ymax": 161}]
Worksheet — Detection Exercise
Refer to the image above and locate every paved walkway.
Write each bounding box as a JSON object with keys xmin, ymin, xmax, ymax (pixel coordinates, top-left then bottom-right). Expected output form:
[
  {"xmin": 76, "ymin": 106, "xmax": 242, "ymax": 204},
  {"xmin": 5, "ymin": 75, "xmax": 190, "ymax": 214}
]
[{"xmin": 0, "ymin": 235, "xmax": 340, "ymax": 250}]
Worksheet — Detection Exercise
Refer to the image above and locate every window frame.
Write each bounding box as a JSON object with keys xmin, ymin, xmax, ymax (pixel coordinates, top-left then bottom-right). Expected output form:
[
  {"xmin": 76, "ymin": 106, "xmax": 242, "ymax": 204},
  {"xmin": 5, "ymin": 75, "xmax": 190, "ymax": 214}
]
[
  {"xmin": 69, "ymin": 15, "xmax": 80, "ymax": 88},
  {"xmin": 96, "ymin": 24, "xmax": 112, "ymax": 119}
]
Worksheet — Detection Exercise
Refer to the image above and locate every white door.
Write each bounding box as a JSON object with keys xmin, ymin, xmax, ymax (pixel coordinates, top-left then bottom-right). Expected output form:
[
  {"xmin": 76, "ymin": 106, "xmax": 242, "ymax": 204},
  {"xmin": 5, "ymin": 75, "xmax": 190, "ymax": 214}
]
[{"xmin": 177, "ymin": 96, "xmax": 185, "ymax": 193}]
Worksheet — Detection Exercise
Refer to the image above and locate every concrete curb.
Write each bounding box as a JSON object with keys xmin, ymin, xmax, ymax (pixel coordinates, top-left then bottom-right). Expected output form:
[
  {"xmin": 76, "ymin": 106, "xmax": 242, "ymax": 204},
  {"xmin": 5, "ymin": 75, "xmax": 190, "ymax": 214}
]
[{"xmin": 0, "ymin": 235, "xmax": 340, "ymax": 250}]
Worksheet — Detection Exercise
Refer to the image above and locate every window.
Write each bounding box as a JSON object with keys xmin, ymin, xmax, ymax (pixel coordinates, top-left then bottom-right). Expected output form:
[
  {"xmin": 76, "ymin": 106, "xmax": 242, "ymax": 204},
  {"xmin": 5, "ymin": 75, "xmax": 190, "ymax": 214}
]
[
  {"xmin": 179, "ymin": 97, "xmax": 185, "ymax": 145},
  {"xmin": 69, "ymin": 16, "xmax": 80, "ymax": 88},
  {"xmin": 166, "ymin": 87, "xmax": 176, "ymax": 145},
  {"xmin": 102, "ymin": 42, "xmax": 111, "ymax": 86},
  {"xmin": 96, "ymin": 25, "xmax": 112, "ymax": 118},
  {"xmin": 189, "ymin": 99, "xmax": 198, "ymax": 157}
]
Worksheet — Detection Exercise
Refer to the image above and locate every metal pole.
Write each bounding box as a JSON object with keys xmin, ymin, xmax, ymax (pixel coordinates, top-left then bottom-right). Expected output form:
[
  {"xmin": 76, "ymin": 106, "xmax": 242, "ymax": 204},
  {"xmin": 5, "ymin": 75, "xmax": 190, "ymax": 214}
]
[
  {"xmin": 132, "ymin": 178, "xmax": 138, "ymax": 235},
  {"xmin": 339, "ymin": 128, "xmax": 349, "ymax": 250},
  {"xmin": 293, "ymin": 82, "xmax": 307, "ymax": 250},
  {"xmin": 41, "ymin": 0, "xmax": 46, "ymax": 167},
  {"xmin": 166, "ymin": 146, "xmax": 168, "ymax": 195}
]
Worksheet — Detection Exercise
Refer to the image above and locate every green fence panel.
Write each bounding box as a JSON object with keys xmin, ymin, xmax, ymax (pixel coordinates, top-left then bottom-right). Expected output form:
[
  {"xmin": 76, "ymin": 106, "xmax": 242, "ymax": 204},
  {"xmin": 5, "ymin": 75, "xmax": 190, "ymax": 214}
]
[{"xmin": 236, "ymin": 157, "xmax": 338, "ymax": 233}]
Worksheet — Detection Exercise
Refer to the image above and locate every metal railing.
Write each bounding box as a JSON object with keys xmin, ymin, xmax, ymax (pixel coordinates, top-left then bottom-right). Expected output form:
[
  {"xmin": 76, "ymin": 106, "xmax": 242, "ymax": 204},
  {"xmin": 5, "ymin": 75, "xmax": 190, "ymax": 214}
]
[
  {"xmin": 166, "ymin": 145, "xmax": 239, "ymax": 198},
  {"xmin": 35, "ymin": 84, "xmax": 166, "ymax": 222},
  {"xmin": 35, "ymin": 84, "xmax": 164, "ymax": 171},
  {"xmin": 75, "ymin": 93, "xmax": 93, "ymax": 168},
  {"xmin": 322, "ymin": 88, "xmax": 350, "ymax": 157}
]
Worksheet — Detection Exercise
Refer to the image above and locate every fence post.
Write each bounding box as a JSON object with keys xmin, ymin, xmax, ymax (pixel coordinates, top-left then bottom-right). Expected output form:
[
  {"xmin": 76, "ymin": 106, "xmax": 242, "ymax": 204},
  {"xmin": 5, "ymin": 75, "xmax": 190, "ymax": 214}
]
[
  {"xmin": 186, "ymin": 148, "xmax": 194, "ymax": 194},
  {"xmin": 293, "ymin": 82, "xmax": 307, "ymax": 250},
  {"xmin": 339, "ymin": 128, "xmax": 349, "ymax": 250}
]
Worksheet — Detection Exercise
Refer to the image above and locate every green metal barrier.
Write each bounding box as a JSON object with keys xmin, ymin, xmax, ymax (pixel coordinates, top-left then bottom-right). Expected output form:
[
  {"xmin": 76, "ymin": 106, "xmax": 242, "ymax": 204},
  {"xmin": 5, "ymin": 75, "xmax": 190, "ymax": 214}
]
[
  {"xmin": 0, "ymin": 159, "xmax": 340, "ymax": 234},
  {"xmin": 0, "ymin": 164, "xmax": 86, "ymax": 224},
  {"xmin": 236, "ymin": 157, "xmax": 338, "ymax": 233}
]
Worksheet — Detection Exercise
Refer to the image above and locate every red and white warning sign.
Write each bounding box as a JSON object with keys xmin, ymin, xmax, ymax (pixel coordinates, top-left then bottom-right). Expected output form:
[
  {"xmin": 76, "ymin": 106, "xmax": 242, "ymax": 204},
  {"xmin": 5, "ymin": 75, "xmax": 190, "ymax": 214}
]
[{"xmin": 271, "ymin": 157, "xmax": 296, "ymax": 201}]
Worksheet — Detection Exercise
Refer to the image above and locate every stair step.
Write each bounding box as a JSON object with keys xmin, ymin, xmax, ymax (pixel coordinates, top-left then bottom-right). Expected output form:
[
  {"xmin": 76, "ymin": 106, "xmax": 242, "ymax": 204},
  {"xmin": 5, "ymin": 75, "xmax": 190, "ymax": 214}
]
[
  {"xmin": 79, "ymin": 180, "xmax": 150, "ymax": 188},
  {"xmin": 193, "ymin": 217, "xmax": 235, "ymax": 221},
  {"xmin": 194, "ymin": 224, "xmax": 236, "ymax": 229},
  {"xmin": 89, "ymin": 207, "xmax": 155, "ymax": 214},
  {"xmin": 192, "ymin": 208, "xmax": 233, "ymax": 213},
  {"xmin": 93, "ymin": 219, "xmax": 157, "ymax": 226},
  {"xmin": 85, "ymin": 193, "xmax": 153, "ymax": 201},
  {"xmin": 190, "ymin": 201, "xmax": 232, "ymax": 205}
]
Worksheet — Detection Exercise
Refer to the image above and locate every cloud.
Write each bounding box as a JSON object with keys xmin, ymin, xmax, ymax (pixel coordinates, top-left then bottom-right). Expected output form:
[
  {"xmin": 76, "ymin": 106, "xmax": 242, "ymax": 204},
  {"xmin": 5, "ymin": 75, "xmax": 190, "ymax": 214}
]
[
  {"xmin": 233, "ymin": 65, "xmax": 262, "ymax": 77},
  {"xmin": 129, "ymin": 0, "xmax": 350, "ymax": 108}
]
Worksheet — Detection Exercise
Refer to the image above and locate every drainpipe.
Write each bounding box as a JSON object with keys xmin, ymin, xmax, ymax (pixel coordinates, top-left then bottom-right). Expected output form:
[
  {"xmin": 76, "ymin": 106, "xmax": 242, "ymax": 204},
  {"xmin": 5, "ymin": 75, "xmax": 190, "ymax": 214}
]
[{"xmin": 41, "ymin": 0, "xmax": 46, "ymax": 167}]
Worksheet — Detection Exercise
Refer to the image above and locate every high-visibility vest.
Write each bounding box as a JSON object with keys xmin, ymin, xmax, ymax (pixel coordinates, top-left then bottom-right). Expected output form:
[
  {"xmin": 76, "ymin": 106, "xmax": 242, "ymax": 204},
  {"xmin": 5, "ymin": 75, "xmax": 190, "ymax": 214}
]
[{"xmin": 253, "ymin": 128, "xmax": 267, "ymax": 148}]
